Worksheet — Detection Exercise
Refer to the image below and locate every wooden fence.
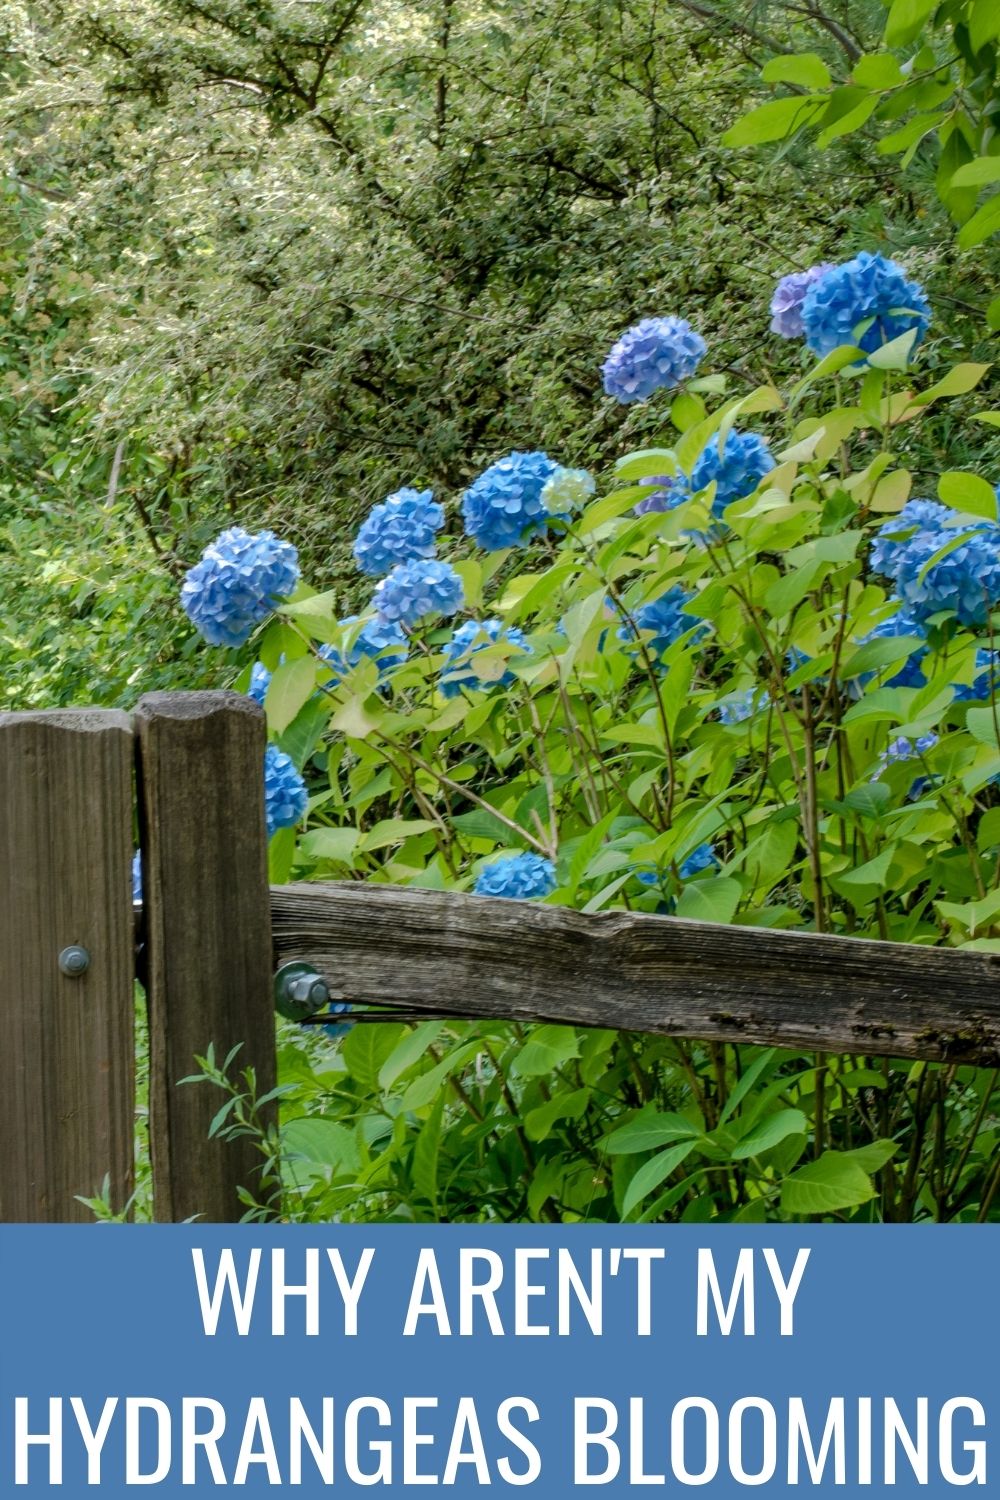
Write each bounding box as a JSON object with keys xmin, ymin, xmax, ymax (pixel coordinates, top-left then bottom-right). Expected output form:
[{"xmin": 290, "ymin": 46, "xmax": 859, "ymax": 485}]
[{"xmin": 3, "ymin": 690, "xmax": 1000, "ymax": 1224}]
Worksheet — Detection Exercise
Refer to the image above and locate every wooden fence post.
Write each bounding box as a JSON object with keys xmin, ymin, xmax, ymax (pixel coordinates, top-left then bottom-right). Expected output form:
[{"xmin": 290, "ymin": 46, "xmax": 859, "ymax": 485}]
[
  {"xmin": 134, "ymin": 691, "xmax": 276, "ymax": 1223},
  {"xmin": 0, "ymin": 709, "xmax": 135, "ymax": 1221}
]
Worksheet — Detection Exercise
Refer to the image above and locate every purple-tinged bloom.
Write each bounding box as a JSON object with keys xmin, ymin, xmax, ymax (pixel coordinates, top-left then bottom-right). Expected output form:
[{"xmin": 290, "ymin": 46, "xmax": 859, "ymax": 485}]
[
  {"xmin": 770, "ymin": 263, "xmax": 835, "ymax": 338},
  {"xmin": 801, "ymin": 251, "xmax": 930, "ymax": 359},
  {"xmin": 633, "ymin": 474, "xmax": 689, "ymax": 516},
  {"xmin": 601, "ymin": 316, "xmax": 706, "ymax": 403}
]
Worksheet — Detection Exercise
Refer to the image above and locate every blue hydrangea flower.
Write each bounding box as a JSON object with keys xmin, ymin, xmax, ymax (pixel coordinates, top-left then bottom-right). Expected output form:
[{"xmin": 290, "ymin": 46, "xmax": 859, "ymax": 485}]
[
  {"xmin": 680, "ymin": 843, "xmax": 718, "ymax": 878},
  {"xmin": 617, "ymin": 585, "xmax": 705, "ymax": 655},
  {"xmin": 800, "ymin": 252, "xmax": 930, "ymax": 359},
  {"xmin": 689, "ymin": 429, "xmax": 775, "ymax": 513},
  {"xmin": 181, "ymin": 527, "xmax": 299, "ymax": 647},
  {"xmin": 718, "ymin": 688, "xmax": 769, "ymax": 724},
  {"xmin": 601, "ymin": 316, "xmax": 706, "ymax": 403},
  {"xmin": 247, "ymin": 661, "xmax": 271, "ymax": 705},
  {"xmin": 870, "ymin": 502, "xmax": 1000, "ymax": 626},
  {"xmin": 371, "ymin": 558, "xmax": 464, "ymax": 626},
  {"xmin": 132, "ymin": 852, "xmax": 143, "ymax": 904},
  {"xmin": 318, "ymin": 615, "xmax": 409, "ymax": 683},
  {"xmin": 541, "ymin": 466, "xmax": 596, "ymax": 516},
  {"xmin": 954, "ymin": 648, "xmax": 1000, "ymax": 702},
  {"xmin": 634, "ymin": 474, "xmax": 689, "ymax": 516},
  {"xmin": 855, "ymin": 606, "xmax": 928, "ymax": 690},
  {"xmin": 769, "ymin": 263, "xmax": 835, "ymax": 338},
  {"xmin": 869, "ymin": 499, "xmax": 951, "ymax": 578},
  {"xmin": 461, "ymin": 451, "xmax": 559, "ymax": 551},
  {"xmin": 875, "ymin": 732, "xmax": 938, "ymax": 798},
  {"xmin": 320, "ymin": 1003, "xmax": 352, "ymax": 1040},
  {"xmin": 440, "ymin": 618, "xmax": 531, "ymax": 698},
  {"xmin": 352, "ymin": 487, "xmax": 444, "ymax": 577},
  {"xmin": 264, "ymin": 744, "xmax": 308, "ymax": 838},
  {"xmin": 474, "ymin": 852, "xmax": 558, "ymax": 899}
]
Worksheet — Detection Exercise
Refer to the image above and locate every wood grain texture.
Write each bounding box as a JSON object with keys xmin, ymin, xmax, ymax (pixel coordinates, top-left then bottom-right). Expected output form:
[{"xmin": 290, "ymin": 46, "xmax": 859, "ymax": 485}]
[
  {"xmin": 0, "ymin": 710, "xmax": 134, "ymax": 1221},
  {"xmin": 271, "ymin": 882, "xmax": 1000, "ymax": 1066},
  {"xmin": 135, "ymin": 692, "xmax": 275, "ymax": 1223}
]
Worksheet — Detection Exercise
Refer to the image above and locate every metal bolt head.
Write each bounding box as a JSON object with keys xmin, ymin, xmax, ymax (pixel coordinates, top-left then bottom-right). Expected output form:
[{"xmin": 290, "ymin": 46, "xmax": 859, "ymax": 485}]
[
  {"xmin": 274, "ymin": 961, "xmax": 332, "ymax": 1021},
  {"xmin": 58, "ymin": 945, "xmax": 90, "ymax": 978}
]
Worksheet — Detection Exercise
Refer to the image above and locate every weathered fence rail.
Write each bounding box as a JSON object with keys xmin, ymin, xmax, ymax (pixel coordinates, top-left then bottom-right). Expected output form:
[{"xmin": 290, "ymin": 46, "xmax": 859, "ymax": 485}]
[
  {"xmin": 270, "ymin": 883, "xmax": 1000, "ymax": 1066},
  {"xmin": 2, "ymin": 688, "xmax": 999, "ymax": 1224}
]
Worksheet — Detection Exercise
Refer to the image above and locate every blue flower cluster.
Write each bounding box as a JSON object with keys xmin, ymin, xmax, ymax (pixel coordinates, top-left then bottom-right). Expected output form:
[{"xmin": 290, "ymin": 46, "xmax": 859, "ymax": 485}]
[
  {"xmin": 541, "ymin": 466, "xmax": 596, "ymax": 515},
  {"xmin": 680, "ymin": 843, "xmax": 718, "ymax": 878},
  {"xmin": 440, "ymin": 618, "xmax": 530, "ymax": 699},
  {"xmin": 371, "ymin": 558, "xmax": 464, "ymax": 627},
  {"xmin": 954, "ymin": 648, "xmax": 1000, "ymax": 702},
  {"xmin": 352, "ymin": 487, "xmax": 444, "ymax": 577},
  {"xmin": 264, "ymin": 744, "xmax": 309, "ymax": 838},
  {"xmin": 870, "ymin": 500, "xmax": 1000, "ymax": 627},
  {"xmin": 856, "ymin": 606, "xmax": 928, "ymax": 690},
  {"xmin": 462, "ymin": 450, "xmax": 559, "ymax": 551},
  {"xmin": 474, "ymin": 852, "xmax": 558, "ymax": 899},
  {"xmin": 181, "ymin": 527, "xmax": 299, "ymax": 647},
  {"xmin": 634, "ymin": 475, "xmax": 688, "ymax": 517},
  {"xmin": 247, "ymin": 661, "xmax": 271, "ymax": 705},
  {"xmin": 875, "ymin": 733, "xmax": 938, "ymax": 797},
  {"xmin": 689, "ymin": 429, "xmax": 775, "ymax": 513},
  {"xmin": 800, "ymin": 251, "xmax": 930, "ymax": 359},
  {"xmin": 132, "ymin": 852, "xmax": 143, "ymax": 904},
  {"xmin": 601, "ymin": 317, "xmax": 706, "ymax": 403},
  {"xmin": 319, "ymin": 616, "xmax": 409, "ymax": 683},
  {"xmin": 618, "ymin": 586, "xmax": 705, "ymax": 655},
  {"xmin": 769, "ymin": 264, "xmax": 834, "ymax": 338}
]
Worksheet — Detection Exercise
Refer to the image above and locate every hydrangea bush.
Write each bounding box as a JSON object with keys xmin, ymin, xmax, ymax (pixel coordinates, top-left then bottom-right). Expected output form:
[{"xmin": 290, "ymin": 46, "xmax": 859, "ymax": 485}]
[{"xmin": 184, "ymin": 256, "xmax": 1000, "ymax": 1225}]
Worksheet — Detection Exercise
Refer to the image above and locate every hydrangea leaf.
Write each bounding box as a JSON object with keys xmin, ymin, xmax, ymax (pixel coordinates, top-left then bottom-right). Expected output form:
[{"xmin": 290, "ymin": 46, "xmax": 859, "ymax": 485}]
[
  {"xmin": 937, "ymin": 471, "xmax": 997, "ymax": 522},
  {"xmin": 731, "ymin": 1108, "xmax": 807, "ymax": 1161},
  {"xmin": 761, "ymin": 53, "xmax": 831, "ymax": 90},
  {"xmin": 780, "ymin": 1153, "xmax": 876, "ymax": 1215},
  {"xmin": 721, "ymin": 95, "xmax": 825, "ymax": 148},
  {"xmin": 622, "ymin": 1141, "xmax": 698, "ymax": 1218},
  {"xmin": 265, "ymin": 656, "xmax": 318, "ymax": 736}
]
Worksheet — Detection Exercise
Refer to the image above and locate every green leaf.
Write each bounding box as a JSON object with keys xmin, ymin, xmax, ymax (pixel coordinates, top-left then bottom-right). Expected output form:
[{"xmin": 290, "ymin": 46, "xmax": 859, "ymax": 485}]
[
  {"xmin": 866, "ymin": 327, "xmax": 919, "ymax": 370},
  {"xmin": 299, "ymin": 826, "xmax": 360, "ymax": 864},
  {"xmin": 977, "ymin": 807, "xmax": 1000, "ymax": 851},
  {"xmin": 411, "ymin": 1096, "xmax": 443, "ymax": 1210},
  {"xmin": 780, "ymin": 1151, "xmax": 876, "ymax": 1216},
  {"xmin": 525, "ymin": 1088, "xmax": 592, "ymax": 1142},
  {"xmin": 511, "ymin": 1025, "xmax": 581, "ymax": 1078},
  {"xmin": 722, "ymin": 96, "xmax": 825, "ymax": 148},
  {"xmin": 622, "ymin": 1141, "xmax": 698, "ymax": 1218},
  {"xmin": 911, "ymin": 363, "xmax": 990, "ymax": 406},
  {"xmin": 852, "ymin": 53, "xmax": 905, "ymax": 89},
  {"xmin": 266, "ymin": 656, "xmax": 318, "ymax": 736},
  {"xmin": 378, "ymin": 1021, "xmax": 446, "ymax": 1090},
  {"xmin": 951, "ymin": 158, "xmax": 1000, "ymax": 189},
  {"xmin": 958, "ymin": 195, "xmax": 1000, "ymax": 250},
  {"xmin": 342, "ymin": 1024, "xmax": 408, "ymax": 1093},
  {"xmin": 674, "ymin": 876, "xmax": 741, "ymax": 925},
  {"xmin": 359, "ymin": 818, "xmax": 437, "ymax": 852},
  {"xmin": 884, "ymin": 0, "xmax": 938, "ymax": 48},
  {"xmin": 965, "ymin": 707, "xmax": 1000, "ymax": 749},
  {"xmin": 936, "ymin": 888, "xmax": 1000, "ymax": 936},
  {"xmin": 605, "ymin": 1108, "xmax": 702, "ymax": 1155},
  {"xmin": 761, "ymin": 53, "xmax": 831, "ymax": 90},
  {"xmin": 732, "ymin": 1109, "xmax": 807, "ymax": 1160},
  {"xmin": 400, "ymin": 1039, "xmax": 482, "ymax": 1109},
  {"xmin": 970, "ymin": 0, "xmax": 1000, "ymax": 52},
  {"xmin": 937, "ymin": 471, "xmax": 998, "ymax": 522},
  {"xmin": 282, "ymin": 1117, "xmax": 360, "ymax": 1174}
]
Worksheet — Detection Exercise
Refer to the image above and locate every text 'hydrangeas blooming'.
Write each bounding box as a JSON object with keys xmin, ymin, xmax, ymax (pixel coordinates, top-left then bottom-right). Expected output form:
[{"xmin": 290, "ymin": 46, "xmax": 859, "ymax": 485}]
[
  {"xmin": 474, "ymin": 852, "xmax": 558, "ymax": 899},
  {"xmin": 181, "ymin": 527, "xmax": 299, "ymax": 647},
  {"xmin": 352, "ymin": 487, "xmax": 444, "ymax": 577},
  {"xmin": 462, "ymin": 450, "xmax": 559, "ymax": 551},
  {"xmin": 601, "ymin": 317, "xmax": 706, "ymax": 403},
  {"xmin": 440, "ymin": 618, "xmax": 530, "ymax": 698},
  {"xmin": 800, "ymin": 251, "xmax": 930, "ymax": 359},
  {"xmin": 372, "ymin": 558, "xmax": 464, "ymax": 627},
  {"xmin": 264, "ymin": 744, "xmax": 309, "ymax": 838}
]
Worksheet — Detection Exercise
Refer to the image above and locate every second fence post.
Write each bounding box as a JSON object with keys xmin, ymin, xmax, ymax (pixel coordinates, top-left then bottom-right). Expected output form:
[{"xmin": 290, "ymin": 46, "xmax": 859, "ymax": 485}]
[{"xmin": 135, "ymin": 691, "xmax": 276, "ymax": 1223}]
